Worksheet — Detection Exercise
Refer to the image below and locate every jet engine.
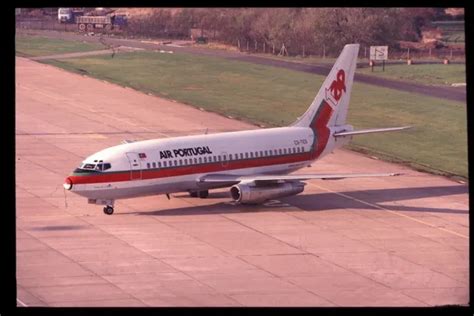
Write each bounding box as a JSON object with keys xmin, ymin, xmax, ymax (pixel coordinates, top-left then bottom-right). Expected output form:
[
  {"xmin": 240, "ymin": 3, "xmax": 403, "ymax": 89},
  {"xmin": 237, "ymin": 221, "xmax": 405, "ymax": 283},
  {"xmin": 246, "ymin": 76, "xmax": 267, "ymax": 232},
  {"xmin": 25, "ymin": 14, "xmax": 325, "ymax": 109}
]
[{"xmin": 230, "ymin": 182, "xmax": 305, "ymax": 204}]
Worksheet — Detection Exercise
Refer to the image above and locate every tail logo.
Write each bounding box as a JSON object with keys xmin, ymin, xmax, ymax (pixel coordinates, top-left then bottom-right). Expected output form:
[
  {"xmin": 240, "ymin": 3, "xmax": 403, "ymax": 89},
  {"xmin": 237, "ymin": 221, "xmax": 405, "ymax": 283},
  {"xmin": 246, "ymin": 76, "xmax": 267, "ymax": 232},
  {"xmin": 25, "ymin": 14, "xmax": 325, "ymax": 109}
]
[{"xmin": 325, "ymin": 69, "xmax": 346, "ymax": 106}]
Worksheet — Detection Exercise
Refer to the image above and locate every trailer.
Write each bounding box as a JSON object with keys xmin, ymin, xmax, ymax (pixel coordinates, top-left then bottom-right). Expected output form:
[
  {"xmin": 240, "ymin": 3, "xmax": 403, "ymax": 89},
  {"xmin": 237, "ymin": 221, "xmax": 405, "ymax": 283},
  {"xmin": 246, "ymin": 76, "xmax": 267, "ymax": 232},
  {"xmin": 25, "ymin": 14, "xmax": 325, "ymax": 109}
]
[{"xmin": 75, "ymin": 14, "xmax": 127, "ymax": 32}]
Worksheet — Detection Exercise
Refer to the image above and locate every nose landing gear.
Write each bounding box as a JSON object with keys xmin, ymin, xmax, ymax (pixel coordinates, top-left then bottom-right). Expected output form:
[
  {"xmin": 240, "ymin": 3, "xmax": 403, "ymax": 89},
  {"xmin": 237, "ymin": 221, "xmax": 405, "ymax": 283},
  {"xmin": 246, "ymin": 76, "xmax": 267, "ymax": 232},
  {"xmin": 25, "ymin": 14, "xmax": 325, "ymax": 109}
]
[{"xmin": 103, "ymin": 205, "xmax": 114, "ymax": 215}]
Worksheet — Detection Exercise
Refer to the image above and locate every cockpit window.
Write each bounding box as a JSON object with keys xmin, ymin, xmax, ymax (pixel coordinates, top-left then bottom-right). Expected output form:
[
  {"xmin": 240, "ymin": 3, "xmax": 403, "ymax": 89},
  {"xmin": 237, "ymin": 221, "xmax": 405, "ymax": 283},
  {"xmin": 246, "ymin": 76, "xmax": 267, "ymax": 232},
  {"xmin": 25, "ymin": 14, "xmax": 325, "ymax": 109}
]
[
  {"xmin": 95, "ymin": 163, "xmax": 112, "ymax": 171},
  {"xmin": 83, "ymin": 164, "xmax": 96, "ymax": 170}
]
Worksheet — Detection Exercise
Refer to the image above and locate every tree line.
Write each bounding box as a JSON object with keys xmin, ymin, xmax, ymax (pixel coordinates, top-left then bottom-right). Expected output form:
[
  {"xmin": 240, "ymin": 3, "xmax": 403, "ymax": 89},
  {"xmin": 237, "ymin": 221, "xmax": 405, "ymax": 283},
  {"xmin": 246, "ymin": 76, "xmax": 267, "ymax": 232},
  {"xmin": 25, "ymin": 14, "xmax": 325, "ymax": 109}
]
[{"xmin": 126, "ymin": 8, "xmax": 450, "ymax": 56}]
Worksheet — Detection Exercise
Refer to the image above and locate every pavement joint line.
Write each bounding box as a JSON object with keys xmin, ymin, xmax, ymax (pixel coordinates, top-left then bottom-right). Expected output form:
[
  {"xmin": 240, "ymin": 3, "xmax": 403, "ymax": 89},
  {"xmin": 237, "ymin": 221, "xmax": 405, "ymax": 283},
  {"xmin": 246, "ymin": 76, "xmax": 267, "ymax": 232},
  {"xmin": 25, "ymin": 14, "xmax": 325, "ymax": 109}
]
[
  {"xmin": 217, "ymin": 207, "xmax": 422, "ymax": 304},
  {"xmin": 307, "ymin": 182, "xmax": 468, "ymax": 240},
  {"xmin": 79, "ymin": 204, "xmax": 244, "ymax": 307},
  {"xmin": 235, "ymin": 254, "xmax": 338, "ymax": 306},
  {"xmin": 140, "ymin": 196, "xmax": 322, "ymax": 304},
  {"xmin": 18, "ymin": 225, "xmax": 153, "ymax": 307}
]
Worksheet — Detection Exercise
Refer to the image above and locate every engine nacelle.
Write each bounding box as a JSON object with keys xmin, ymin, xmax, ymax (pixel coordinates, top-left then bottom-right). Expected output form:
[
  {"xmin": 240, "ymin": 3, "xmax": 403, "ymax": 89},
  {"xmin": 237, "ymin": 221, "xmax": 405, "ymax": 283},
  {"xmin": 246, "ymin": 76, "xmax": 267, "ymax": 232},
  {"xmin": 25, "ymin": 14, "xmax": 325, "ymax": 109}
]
[{"xmin": 230, "ymin": 182, "xmax": 305, "ymax": 204}]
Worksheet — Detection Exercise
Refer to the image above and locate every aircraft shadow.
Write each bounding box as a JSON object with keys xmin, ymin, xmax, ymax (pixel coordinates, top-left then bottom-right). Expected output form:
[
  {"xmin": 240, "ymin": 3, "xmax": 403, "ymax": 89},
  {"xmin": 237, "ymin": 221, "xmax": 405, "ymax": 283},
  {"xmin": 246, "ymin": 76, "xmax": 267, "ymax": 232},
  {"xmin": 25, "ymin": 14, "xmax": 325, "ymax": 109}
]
[
  {"xmin": 131, "ymin": 185, "xmax": 468, "ymax": 216},
  {"xmin": 282, "ymin": 184, "xmax": 468, "ymax": 214}
]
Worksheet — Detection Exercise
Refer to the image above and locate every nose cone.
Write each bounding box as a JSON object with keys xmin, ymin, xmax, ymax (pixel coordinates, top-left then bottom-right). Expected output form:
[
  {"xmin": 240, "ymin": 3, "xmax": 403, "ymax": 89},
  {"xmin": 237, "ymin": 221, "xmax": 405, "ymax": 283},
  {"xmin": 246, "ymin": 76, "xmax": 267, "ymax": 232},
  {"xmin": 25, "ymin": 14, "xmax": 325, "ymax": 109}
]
[{"xmin": 63, "ymin": 177, "xmax": 73, "ymax": 190}]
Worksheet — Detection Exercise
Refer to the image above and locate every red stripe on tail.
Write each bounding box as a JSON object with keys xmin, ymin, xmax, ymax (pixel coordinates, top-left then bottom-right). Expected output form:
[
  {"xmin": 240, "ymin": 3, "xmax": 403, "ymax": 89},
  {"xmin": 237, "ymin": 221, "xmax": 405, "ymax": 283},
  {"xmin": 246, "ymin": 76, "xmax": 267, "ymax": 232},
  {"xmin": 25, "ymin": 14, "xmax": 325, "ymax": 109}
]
[{"xmin": 310, "ymin": 100, "xmax": 333, "ymax": 159}]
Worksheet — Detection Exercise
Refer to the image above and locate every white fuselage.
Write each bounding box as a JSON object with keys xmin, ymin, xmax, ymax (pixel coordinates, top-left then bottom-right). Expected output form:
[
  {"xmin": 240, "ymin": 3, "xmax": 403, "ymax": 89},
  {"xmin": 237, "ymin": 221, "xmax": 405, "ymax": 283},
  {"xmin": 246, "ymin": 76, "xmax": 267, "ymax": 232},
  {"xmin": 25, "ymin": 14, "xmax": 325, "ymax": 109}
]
[{"xmin": 65, "ymin": 126, "xmax": 336, "ymax": 202}]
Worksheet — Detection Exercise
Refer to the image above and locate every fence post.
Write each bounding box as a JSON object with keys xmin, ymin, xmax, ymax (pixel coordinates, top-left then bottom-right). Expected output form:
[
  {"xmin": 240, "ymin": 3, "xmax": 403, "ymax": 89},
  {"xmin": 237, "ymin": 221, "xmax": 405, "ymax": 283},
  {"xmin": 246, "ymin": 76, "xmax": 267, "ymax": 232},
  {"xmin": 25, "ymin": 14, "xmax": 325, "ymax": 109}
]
[
  {"xmin": 323, "ymin": 45, "xmax": 326, "ymax": 59},
  {"xmin": 273, "ymin": 43, "xmax": 275, "ymax": 55},
  {"xmin": 246, "ymin": 40, "xmax": 249, "ymax": 51},
  {"xmin": 364, "ymin": 46, "xmax": 367, "ymax": 59},
  {"xmin": 238, "ymin": 39, "xmax": 240, "ymax": 50},
  {"xmin": 407, "ymin": 48, "xmax": 410, "ymax": 60},
  {"xmin": 450, "ymin": 48, "xmax": 453, "ymax": 59},
  {"xmin": 302, "ymin": 45, "xmax": 305, "ymax": 58},
  {"xmin": 263, "ymin": 42, "xmax": 265, "ymax": 54},
  {"xmin": 255, "ymin": 40, "xmax": 257, "ymax": 51},
  {"xmin": 429, "ymin": 48, "xmax": 431, "ymax": 58}
]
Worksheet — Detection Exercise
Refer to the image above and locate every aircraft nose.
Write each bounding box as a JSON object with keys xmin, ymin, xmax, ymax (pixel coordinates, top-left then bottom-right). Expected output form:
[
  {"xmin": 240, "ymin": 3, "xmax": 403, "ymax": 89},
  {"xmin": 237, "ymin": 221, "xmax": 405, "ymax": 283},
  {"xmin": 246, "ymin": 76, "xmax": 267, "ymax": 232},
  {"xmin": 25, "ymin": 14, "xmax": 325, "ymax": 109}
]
[{"xmin": 63, "ymin": 177, "xmax": 73, "ymax": 190}]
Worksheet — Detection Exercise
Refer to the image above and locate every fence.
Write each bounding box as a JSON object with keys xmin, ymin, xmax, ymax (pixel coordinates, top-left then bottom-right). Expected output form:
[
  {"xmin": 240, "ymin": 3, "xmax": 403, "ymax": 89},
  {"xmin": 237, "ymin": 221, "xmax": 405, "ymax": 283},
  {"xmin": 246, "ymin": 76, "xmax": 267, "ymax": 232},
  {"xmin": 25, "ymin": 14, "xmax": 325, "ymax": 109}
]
[
  {"xmin": 233, "ymin": 39, "xmax": 465, "ymax": 62},
  {"xmin": 16, "ymin": 19, "xmax": 78, "ymax": 32},
  {"xmin": 16, "ymin": 18, "xmax": 465, "ymax": 62}
]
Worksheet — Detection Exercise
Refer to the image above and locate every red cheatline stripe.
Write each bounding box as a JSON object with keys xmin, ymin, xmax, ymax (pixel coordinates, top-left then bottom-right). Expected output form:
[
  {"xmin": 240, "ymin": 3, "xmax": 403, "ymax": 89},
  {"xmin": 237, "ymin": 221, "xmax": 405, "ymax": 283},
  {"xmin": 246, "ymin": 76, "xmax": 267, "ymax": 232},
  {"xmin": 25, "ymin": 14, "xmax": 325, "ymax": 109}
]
[
  {"xmin": 68, "ymin": 152, "xmax": 312, "ymax": 185},
  {"xmin": 310, "ymin": 100, "xmax": 333, "ymax": 160}
]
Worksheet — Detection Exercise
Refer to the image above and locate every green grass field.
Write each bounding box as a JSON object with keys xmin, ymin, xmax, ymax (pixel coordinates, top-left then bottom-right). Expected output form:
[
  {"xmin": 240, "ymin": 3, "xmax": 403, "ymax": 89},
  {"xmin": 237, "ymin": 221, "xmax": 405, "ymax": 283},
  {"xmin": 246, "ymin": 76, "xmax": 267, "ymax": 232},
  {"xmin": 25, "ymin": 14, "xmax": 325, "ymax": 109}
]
[
  {"xmin": 260, "ymin": 54, "xmax": 466, "ymax": 86},
  {"xmin": 242, "ymin": 54, "xmax": 466, "ymax": 87},
  {"xmin": 15, "ymin": 35, "xmax": 106, "ymax": 57},
  {"xmin": 357, "ymin": 63, "xmax": 466, "ymax": 86},
  {"xmin": 15, "ymin": 36, "xmax": 467, "ymax": 178}
]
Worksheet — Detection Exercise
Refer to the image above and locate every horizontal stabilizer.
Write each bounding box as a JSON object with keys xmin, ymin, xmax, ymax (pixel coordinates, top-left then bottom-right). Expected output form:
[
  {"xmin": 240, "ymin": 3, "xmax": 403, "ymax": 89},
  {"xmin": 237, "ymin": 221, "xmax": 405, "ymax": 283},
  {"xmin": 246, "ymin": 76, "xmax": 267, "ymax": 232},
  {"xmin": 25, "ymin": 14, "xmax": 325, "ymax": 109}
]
[{"xmin": 334, "ymin": 126, "xmax": 411, "ymax": 137}]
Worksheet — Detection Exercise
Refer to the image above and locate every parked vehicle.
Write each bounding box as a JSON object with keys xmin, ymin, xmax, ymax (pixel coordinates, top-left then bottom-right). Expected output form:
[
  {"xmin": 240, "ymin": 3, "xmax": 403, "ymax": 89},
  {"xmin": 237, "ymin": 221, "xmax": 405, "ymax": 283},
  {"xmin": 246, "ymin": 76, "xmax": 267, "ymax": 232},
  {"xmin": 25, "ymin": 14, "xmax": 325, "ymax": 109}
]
[
  {"xmin": 58, "ymin": 8, "xmax": 84, "ymax": 23},
  {"xmin": 76, "ymin": 14, "xmax": 127, "ymax": 32}
]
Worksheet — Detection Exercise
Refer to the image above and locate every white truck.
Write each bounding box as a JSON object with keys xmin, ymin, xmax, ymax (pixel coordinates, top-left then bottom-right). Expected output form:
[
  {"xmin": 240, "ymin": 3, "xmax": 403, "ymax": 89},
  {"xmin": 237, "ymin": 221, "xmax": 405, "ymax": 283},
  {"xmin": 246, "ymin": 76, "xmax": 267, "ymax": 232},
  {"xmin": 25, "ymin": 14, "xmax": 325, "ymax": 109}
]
[{"xmin": 58, "ymin": 8, "xmax": 84, "ymax": 23}]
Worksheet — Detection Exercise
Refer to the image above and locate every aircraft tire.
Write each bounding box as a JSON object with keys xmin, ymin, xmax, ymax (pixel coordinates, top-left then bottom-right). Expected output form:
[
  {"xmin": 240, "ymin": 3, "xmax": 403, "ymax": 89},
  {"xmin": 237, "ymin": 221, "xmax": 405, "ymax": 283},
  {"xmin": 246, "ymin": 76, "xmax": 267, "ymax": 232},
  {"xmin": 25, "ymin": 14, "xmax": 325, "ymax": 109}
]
[
  {"xmin": 198, "ymin": 190, "xmax": 209, "ymax": 198},
  {"xmin": 103, "ymin": 206, "xmax": 114, "ymax": 215},
  {"xmin": 189, "ymin": 191, "xmax": 198, "ymax": 198}
]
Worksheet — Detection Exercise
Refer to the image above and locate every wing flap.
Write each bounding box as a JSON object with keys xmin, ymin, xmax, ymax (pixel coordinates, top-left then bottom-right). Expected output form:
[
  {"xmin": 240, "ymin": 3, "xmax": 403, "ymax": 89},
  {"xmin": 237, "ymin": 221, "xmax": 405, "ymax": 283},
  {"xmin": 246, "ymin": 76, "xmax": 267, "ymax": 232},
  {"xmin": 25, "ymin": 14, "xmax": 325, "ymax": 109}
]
[{"xmin": 199, "ymin": 172, "xmax": 401, "ymax": 184}]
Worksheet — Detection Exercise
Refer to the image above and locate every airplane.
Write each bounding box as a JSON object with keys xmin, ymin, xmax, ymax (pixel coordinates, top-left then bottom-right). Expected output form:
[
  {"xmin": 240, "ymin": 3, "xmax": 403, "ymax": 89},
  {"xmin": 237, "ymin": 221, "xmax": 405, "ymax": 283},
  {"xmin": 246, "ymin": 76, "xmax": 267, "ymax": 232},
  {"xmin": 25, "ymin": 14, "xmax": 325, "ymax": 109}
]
[{"xmin": 63, "ymin": 44, "xmax": 410, "ymax": 215}]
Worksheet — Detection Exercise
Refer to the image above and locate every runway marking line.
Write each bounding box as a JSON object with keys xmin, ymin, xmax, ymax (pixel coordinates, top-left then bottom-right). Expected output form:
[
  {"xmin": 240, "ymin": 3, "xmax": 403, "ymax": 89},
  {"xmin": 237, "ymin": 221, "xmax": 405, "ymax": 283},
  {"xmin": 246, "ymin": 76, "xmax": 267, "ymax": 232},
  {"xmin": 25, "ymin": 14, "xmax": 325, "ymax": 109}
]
[
  {"xmin": 17, "ymin": 298, "xmax": 28, "ymax": 307},
  {"xmin": 307, "ymin": 182, "xmax": 468, "ymax": 239}
]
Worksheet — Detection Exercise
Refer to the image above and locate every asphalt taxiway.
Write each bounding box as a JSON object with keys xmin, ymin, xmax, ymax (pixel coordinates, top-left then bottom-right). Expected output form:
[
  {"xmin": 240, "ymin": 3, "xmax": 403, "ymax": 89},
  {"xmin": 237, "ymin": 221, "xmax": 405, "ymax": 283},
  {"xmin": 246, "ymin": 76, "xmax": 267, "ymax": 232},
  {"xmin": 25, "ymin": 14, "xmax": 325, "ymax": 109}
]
[{"xmin": 16, "ymin": 57, "xmax": 468, "ymax": 306}]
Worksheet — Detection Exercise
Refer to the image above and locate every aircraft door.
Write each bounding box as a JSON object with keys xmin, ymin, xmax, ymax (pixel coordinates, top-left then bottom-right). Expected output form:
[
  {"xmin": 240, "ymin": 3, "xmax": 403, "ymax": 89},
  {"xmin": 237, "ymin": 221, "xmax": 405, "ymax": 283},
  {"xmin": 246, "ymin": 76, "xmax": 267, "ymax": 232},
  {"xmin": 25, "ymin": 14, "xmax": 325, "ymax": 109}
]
[
  {"xmin": 125, "ymin": 152, "xmax": 142, "ymax": 180},
  {"xmin": 221, "ymin": 151, "xmax": 229, "ymax": 169}
]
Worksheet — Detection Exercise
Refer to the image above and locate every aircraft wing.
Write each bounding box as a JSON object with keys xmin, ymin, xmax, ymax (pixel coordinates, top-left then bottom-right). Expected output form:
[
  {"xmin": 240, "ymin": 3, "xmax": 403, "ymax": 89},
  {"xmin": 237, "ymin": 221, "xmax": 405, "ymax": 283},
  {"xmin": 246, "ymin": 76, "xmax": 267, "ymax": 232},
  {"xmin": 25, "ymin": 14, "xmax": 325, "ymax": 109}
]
[{"xmin": 198, "ymin": 172, "xmax": 401, "ymax": 184}]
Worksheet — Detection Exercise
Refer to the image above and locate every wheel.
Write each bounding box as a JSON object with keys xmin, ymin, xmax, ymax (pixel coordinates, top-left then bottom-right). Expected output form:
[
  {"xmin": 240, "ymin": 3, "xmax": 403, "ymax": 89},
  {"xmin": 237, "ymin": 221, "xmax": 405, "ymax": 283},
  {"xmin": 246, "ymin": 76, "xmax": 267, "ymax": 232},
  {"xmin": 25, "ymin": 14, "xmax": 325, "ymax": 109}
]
[
  {"xmin": 86, "ymin": 23, "xmax": 94, "ymax": 31},
  {"xmin": 78, "ymin": 23, "xmax": 86, "ymax": 32},
  {"xmin": 105, "ymin": 24, "xmax": 112, "ymax": 31},
  {"xmin": 189, "ymin": 191, "xmax": 198, "ymax": 198},
  {"xmin": 198, "ymin": 190, "xmax": 209, "ymax": 198},
  {"xmin": 103, "ymin": 206, "xmax": 114, "ymax": 215}
]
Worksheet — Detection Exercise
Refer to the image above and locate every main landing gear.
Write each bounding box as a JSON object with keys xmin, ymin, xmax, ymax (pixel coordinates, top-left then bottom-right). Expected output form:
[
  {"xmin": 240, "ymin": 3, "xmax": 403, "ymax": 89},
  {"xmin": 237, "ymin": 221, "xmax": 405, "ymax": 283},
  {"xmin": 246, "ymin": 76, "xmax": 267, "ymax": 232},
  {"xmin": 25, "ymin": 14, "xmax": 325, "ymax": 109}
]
[
  {"xmin": 103, "ymin": 205, "xmax": 114, "ymax": 215},
  {"xmin": 189, "ymin": 190, "xmax": 209, "ymax": 198}
]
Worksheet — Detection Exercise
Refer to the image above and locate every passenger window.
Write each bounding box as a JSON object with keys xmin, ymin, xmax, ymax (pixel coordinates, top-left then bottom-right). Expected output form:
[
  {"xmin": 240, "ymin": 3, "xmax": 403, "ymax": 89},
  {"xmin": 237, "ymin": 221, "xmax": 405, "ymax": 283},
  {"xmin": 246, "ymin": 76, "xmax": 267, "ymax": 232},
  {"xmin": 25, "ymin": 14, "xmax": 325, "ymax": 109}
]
[
  {"xmin": 214, "ymin": 156, "xmax": 217, "ymax": 162},
  {"xmin": 260, "ymin": 151, "xmax": 263, "ymax": 157},
  {"xmin": 199, "ymin": 157, "xmax": 202, "ymax": 163},
  {"xmin": 174, "ymin": 160, "xmax": 178, "ymax": 166},
  {"xmin": 179, "ymin": 160, "xmax": 183, "ymax": 166},
  {"xmin": 204, "ymin": 157, "xmax": 207, "ymax": 163},
  {"xmin": 264, "ymin": 150, "xmax": 268, "ymax": 156},
  {"xmin": 158, "ymin": 162, "xmax": 162, "ymax": 168},
  {"xmin": 103, "ymin": 163, "xmax": 111, "ymax": 170},
  {"xmin": 223, "ymin": 155, "xmax": 227, "ymax": 160},
  {"xmin": 240, "ymin": 153, "xmax": 244, "ymax": 159},
  {"xmin": 279, "ymin": 149, "xmax": 282, "ymax": 155},
  {"xmin": 301, "ymin": 146, "xmax": 304, "ymax": 152},
  {"xmin": 250, "ymin": 152, "xmax": 253, "ymax": 158},
  {"xmin": 152, "ymin": 162, "xmax": 156, "ymax": 168},
  {"xmin": 194, "ymin": 158, "xmax": 198, "ymax": 164},
  {"xmin": 245, "ymin": 153, "xmax": 248, "ymax": 158},
  {"xmin": 163, "ymin": 161, "xmax": 167, "ymax": 167},
  {"xmin": 147, "ymin": 163, "xmax": 150, "ymax": 169},
  {"xmin": 218, "ymin": 156, "xmax": 221, "ymax": 161}
]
